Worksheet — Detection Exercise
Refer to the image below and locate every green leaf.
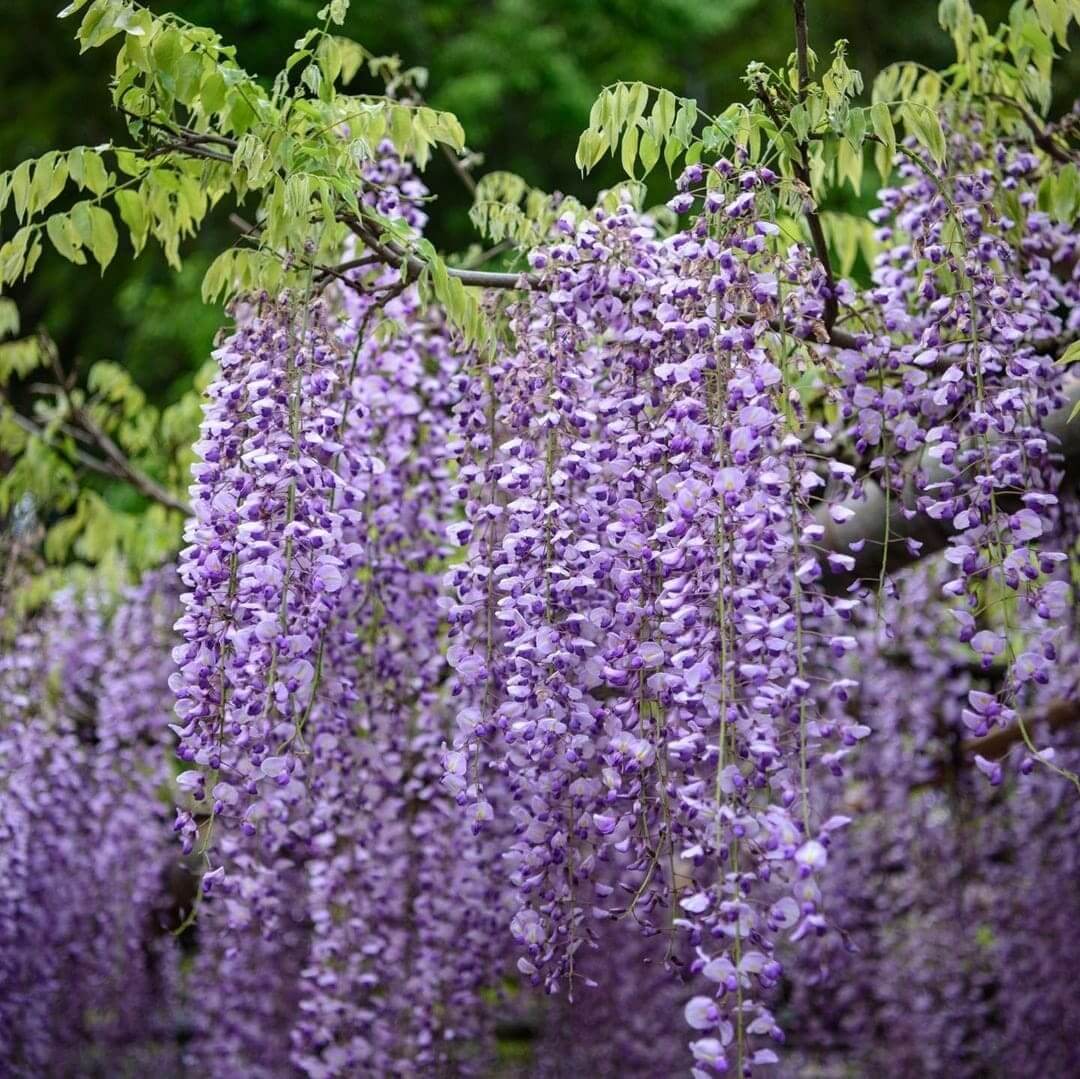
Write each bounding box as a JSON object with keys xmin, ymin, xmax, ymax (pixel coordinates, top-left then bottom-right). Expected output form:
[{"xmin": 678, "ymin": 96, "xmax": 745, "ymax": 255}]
[
  {"xmin": 336, "ymin": 38, "xmax": 365, "ymax": 84},
  {"xmin": 316, "ymin": 35, "xmax": 343, "ymax": 88},
  {"xmin": 824, "ymin": 212, "xmax": 860, "ymax": 275},
  {"xmin": 114, "ymin": 188, "xmax": 149, "ymax": 254},
  {"xmin": 88, "ymin": 360, "xmax": 145, "ymax": 416},
  {"xmin": 1057, "ymin": 339, "xmax": 1080, "ymax": 366},
  {"xmin": 837, "ymin": 137, "xmax": 863, "ymax": 194},
  {"xmin": 175, "ymin": 52, "xmax": 205, "ymax": 105},
  {"xmin": 0, "ymin": 337, "xmax": 42, "ymax": 385},
  {"xmin": 21, "ymin": 231, "xmax": 42, "ymax": 281},
  {"xmin": 152, "ymin": 27, "xmax": 185, "ymax": 93},
  {"xmin": 318, "ymin": 0, "xmax": 350, "ymax": 24},
  {"xmin": 620, "ymin": 124, "xmax": 639, "ymax": 179},
  {"xmin": 0, "ymin": 226, "xmax": 32, "ymax": 285},
  {"xmin": 112, "ymin": 149, "xmax": 145, "ymax": 178},
  {"xmin": 845, "ymin": 106, "xmax": 867, "ymax": 149},
  {"xmin": 904, "ymin": 103, "xmax": 946, "ymax": 165},
  {"xmin": 89, "ymin": 206, "xmax": 118, "ymax": 270},
  {"xmin": 574, "ymin": 130, "xmax": 605, "ymax": 174},
  {"xmin": 651, "ymin": 89, "xmax": 677, "ymax": 141},
  {"xmin": 0, "ymin": 298, "xmax": 18, "ymax": 339},
  {"xmin": 45, "ymin": 503, "xmax": 87, "ymax": 564},
  {"xmin": 81, "ymin": 150, "xmax": 110, "ymax": 196},
  {"xmin": 70, "ymin": 201, "xmax": 118, "ymax": 271},
  {"xmin": 1053, "ymin": 163, "xmax": 1080, "ymax": 224},
  {"xmin": 789, "ymin": 102, "xmax": 810, "ymax": 143},
  {"xmin": 627, "ymin": 82, "xmax": 648, "ymax": 127},
  {"xmin": 870, "ymin": 101, "xmax": 896, "ymax": 178},
  {"xmin": 390, "ymin": 106, "xmax": 413, "ymax": 157},
  {"xmin": 71, "ymin": 199, "xmax": 94, "ymax": 245},
  {"xmin": 673, "ymin": 101, "xmax": 698, "ymax": 146},
  {"xmin": 663, "ymin": 133, "xmax": 684, "ymax": 173},
  {"xmin": 27, "ymin": 152, "xmax": 69, "ymax": 217},
  {"xmin": 46, "ymin": 212, "xmax": 88, "ymax": 264},
  {"xmin": 77, "ymin": 0, "xmax": 126, "ymax": 52},
  {"xmin": 67, "ymin": 147, "xmax": 85, "ymax": 188},
  {"xmin": 200, "ymin": 69, "xmax": 227, "ymax": 114},
  {"xmin": 432, "ymin": 110, "xmax": 466, "ymax": 153},
  {"xmin": 9, "ymin": 159, "xmax": 32, "ymax": 221},
  {"xmin": 226, "ymin": 90, "xmax": 256, "ymax": 136},
  {"xmin": 638, "ymin": 129, "xmax": 660, "ymax": 176},
  {"xmin": 201, "ymin": 248, "xmax": 237, "ymax": 304}
]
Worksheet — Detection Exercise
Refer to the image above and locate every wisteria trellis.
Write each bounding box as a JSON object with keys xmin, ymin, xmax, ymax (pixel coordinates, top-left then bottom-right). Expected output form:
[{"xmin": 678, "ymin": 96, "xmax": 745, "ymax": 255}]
[{"xmin": 3, "ymin": 0, "xmax": 1080, "ymax": 1076}]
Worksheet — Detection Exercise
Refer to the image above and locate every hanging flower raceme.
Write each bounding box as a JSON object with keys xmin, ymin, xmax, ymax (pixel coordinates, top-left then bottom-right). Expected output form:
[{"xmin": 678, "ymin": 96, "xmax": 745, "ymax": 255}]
[
  {"xmin": 286, "ymin": 273, "xmax": 507, "ymax": 1077},
  {"xmin": 834, "ymin": 126, "xmax": 1077, "ymax": 744},
  {"xmin": 0, "ymin": 577, "xmax": 183, "ymax": 1076},
  {"xmin": 438, "ymin": 120, "xmax": 1080, "ymax": 1074},
  {"xmin": 783, "ymin": 561, "xmax": 1080, "ymax": 1077},
  {"xmin": 171, "ymin": 290, "xmax": 373, "ymax": 878},
  {"xmin": 441, "ymin": 169, "xmax": 867, "ymax": 1073},
  {"xmin": 182, "ymin": 146, "xmax": 510, "ymax": 1078}
]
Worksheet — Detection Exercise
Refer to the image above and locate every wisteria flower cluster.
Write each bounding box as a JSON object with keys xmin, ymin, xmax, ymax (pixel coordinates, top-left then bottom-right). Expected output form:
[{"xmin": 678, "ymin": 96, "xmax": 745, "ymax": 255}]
[{"xmin": 174, "ymin": 150, "xmax": 509, "ymax": 1077}]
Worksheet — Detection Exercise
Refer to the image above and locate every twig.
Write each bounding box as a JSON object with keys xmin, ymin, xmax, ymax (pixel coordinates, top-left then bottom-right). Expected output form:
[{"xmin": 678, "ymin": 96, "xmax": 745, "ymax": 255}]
[
  {"xmin": 964, "ymin": 699, "xmax": 1079, "ymax": 761},
  {"xmin": 369, "ymin": 77, "xmax": 480, "ymax": 196},
  {"xmin": 458, "ymin": 239, "xmax": 513, "ymax": 269},
  {"xmin": 145, "ymin": 140, "xmax": 233, "ymax": 164},
  {"xmin": 119, "ymin": 106, "xmax": 239, "ymax": 150},
  {"xmin": 228, "ymin": 214, "xmax": 376, "ymax": 298},
  {"xmin": 439, "ymin": 142, "xmax": 478, "ymax": 196},
  {"xmin": 0, "ymin": 403, "xmax": 121, "ymax": 480},
  {"xmin": 326, "ymin": 255, "xmax": 380, "ymax": 275},
  {"xmin": 344, "ymin": 213, "xmax": 536, "ymax": 289},
  {"xmin": 987, "ymin": 93, "xmax": 1076, "ymax": 165},
  {"xmin": 228, "ymin": 213, "xmax": 258, "ymax": 237},
  {"xmin": 45, "ymin": 346, "xmax": 190, "ymax": 514},
  {"xmin": 75, "ymin": 407, "xmax": 191, "ymax": 514},
  {"xmin": 756, "ymin": 8, "xmax": 838, "ymax": 331},
  {"xmin": 755, "ymin": 81, "xmax": 838, "ymax": 329}
]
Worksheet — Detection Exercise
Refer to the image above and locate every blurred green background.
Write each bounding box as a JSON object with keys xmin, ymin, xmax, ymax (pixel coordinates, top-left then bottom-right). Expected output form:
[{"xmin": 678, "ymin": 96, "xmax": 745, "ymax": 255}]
[{"xmin": 4, "ymin": 0, "xmax": 1078, "ymax": 409}]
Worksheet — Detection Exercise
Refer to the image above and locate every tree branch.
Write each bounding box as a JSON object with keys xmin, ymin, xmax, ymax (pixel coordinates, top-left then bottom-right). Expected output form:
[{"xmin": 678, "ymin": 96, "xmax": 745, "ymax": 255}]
[
  {"xmin": 751, "ymin": 5, "xmax": 838, "ymax": 330},
  {"xmin": 817, "ymin": 380, "xmax": 1080, "ymax": 592},
  {"xmin": 343, "ymin": 213, "xmax": 537, "ymax": 290},
  {"xmin": 228, "ymin": 214, "xmax": 383, "ymax": 298},
  {"xmin": 986, "ymin": 93, "xmax": 1077, "ymax": 165},
  {"xmin": 75, "ymin": 408, "xmax": 190, "ymax": 515},
  {"xmin": 120, "ymin": 106, "xmax": 239, "ymax": 153},
  {"xmin": 146, "ymin": 140, "xmax": 233, "ymax": 164},
  {"xmin": 964, "ymin": 698, "xmax": 1079, "ymax": 761},
  {"xmin": 346, "ymin": 210, "xmax": 864, "ymax": 352},
  {"xmin": 2, "ymin": 386, "xmax": 189, "ymax": 514},
  {"xmin": 755, "ymin": 81, "xmax": 837, "ymax": 330},
  {"xmin": 35, "ymin": 346, "xmax": 192, "ymax": 515},
  {"xmin": 793, "ymin": 0, "xmax": 811, "ymax": 95},
  {"xmin": 439, "ymin": 142, "xmax": 478, "ymax": 197},
  {"xmin": 0, "ymin": 402, "xmax": 120, "ymax": 480}
]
